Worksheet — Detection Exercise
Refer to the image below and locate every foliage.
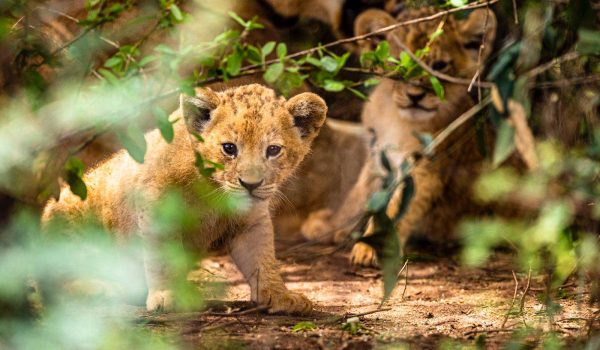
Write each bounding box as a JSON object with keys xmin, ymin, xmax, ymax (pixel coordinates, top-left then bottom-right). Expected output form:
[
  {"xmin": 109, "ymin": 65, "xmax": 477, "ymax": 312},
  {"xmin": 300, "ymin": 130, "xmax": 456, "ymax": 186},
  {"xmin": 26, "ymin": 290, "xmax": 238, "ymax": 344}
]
[
  {"xmin": 0, "ymin": 0, "xmax": 598, "ymax": 348},
  {"xmin": 291, "ymin": 321, "xmax": 318, "ymax": 333}
]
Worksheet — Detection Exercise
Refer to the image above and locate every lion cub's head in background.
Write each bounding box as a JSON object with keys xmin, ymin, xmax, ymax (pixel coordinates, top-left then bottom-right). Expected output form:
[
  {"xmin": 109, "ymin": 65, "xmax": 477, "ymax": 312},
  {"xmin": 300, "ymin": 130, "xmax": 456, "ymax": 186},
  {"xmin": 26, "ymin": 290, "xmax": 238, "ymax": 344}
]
[
  {"xmin": 355, "ymin": 7, "xmax": 497, "ymax": 127},
  {"xmin": 181, "ymin": 84, "xmax": 327, "ymax": 201}
]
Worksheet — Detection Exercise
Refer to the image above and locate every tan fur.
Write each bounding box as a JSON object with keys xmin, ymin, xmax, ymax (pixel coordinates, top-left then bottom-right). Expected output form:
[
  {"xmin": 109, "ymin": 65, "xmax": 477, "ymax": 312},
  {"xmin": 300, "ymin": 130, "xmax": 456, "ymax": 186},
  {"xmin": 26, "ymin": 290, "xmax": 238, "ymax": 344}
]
[
  {"xmin": 42, "ymin": 84, "xmax": 327, "ymax": 314},
  {"xmin": 274, "ymin": 119, "xmax": 369, "ymax": 237},
  {"xmin": 303, "ymin": 7, "xmax": 498, "ymax": 266}
]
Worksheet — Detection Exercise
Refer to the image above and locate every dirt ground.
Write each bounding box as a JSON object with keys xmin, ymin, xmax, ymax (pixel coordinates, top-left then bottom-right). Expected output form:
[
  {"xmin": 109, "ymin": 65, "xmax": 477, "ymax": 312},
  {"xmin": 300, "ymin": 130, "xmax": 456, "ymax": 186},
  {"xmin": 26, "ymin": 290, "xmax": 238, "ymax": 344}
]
[{"xmin": 136, "ymin": 233, "xmax": 600, "ymax": 349}]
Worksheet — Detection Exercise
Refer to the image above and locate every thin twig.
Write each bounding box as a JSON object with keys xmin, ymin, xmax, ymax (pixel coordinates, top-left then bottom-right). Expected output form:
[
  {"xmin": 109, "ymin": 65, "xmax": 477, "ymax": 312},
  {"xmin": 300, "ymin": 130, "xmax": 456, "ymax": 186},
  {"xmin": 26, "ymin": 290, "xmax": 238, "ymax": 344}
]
[
  {"xmin": 464, "ymin": 327, "xmax": 517, "ymax": 336},
  {"xmin": 322, "ymin": 307, "xmax": 392, "ymax": 325},
  {"xmin": 502, "ymin": 270, "xmax": 520, "ymax": 328},
  {"xmin": 390, "ymin": 34, "xmax": 494, "ymax": 88},
  {"xmin": 468, "ymin": 3, "xmax": 491, "ymax": 100},
  {"xmin": 519, "ymin": 266, "xmax": 531, "ymax": 314},
  {"xmin": 522, "ymin": 51, "xmax": 581, "ymax": 80},
  {"xmin": 402, "ymin": 259, "xmax": 409, "ymax": 300},
  {"xmin": 424, "ymin": 96, "xmax": 492, "ymax": 155},
  {"xmin": 244, "ymin": 0, "xmax": 498, "ymax": 72},
  {"xmin": 511, "ymin": 0, "xmax": 519, "ymax": 24}
]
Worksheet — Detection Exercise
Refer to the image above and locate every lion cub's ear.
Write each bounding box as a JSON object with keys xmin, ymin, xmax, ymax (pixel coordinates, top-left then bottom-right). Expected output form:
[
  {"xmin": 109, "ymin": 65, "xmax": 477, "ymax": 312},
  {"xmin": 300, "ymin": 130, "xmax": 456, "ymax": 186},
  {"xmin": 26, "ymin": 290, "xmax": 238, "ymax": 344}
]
[
  {"xmin": 286, "ymin": 92, "xmax": 327, "ymax": 140},
  {"xmin": 180, "ymin": 89, "xmax": 221, "ymax": 133},
  {"xmin": 458, "ymin": 9, "xmax": 497, "ymax": 60},
  {"xmin": 354, "ymin": 9, "xmax": 396, "ymax": 52}
]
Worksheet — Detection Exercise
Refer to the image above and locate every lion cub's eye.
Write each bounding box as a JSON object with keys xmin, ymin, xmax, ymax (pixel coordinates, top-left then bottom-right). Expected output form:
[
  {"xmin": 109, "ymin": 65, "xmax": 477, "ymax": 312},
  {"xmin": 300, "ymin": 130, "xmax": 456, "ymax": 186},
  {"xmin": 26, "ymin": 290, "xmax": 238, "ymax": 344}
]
[
  {"xmin": 222, "ymin": 143, "xmax": 238, "ymax": 157},
  {"xmin": 431, "ymin": 60, "xmax": 448, "ymax": 71},
  {"xmin": 266, "ymin": 145, "xmax": 282, "ymax": 158}
]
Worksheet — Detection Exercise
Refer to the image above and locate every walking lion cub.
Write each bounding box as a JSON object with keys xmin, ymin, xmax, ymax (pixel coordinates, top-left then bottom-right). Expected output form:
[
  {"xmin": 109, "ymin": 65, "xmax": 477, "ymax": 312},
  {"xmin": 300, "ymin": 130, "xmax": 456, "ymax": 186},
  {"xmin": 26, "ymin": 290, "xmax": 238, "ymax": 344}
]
[{"xmin": 42, "ymin": 84, "xmax": 327, "ymax": 314}]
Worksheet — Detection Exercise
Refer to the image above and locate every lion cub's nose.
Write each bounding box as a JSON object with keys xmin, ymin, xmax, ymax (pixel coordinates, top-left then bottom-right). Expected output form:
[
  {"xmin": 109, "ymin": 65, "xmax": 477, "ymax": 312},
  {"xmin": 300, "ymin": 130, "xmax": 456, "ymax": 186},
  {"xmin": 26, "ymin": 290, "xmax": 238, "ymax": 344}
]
[
  {"xmin": 239, "ymin": 178, "xmax": 263, "ymax": 192},
  {"xmin": 408, "ymin": 91, "xmax": 426, "ymax": 104}
]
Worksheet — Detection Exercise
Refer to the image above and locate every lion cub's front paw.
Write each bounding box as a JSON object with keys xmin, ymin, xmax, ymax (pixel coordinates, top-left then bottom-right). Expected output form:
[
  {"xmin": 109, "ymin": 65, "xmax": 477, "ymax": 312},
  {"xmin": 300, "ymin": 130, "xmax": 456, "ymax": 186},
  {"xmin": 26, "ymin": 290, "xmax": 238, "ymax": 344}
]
[
  {"xmin": 350, "ymin": 242, "xmax": 379, "ymax": 267},
  {"xmin": 146, "ymin": 289, "xmax": 174, "ymax": 312},
  {"xmin": 260, "ymin": 289, "xmax": 313, "ymax": 315}
]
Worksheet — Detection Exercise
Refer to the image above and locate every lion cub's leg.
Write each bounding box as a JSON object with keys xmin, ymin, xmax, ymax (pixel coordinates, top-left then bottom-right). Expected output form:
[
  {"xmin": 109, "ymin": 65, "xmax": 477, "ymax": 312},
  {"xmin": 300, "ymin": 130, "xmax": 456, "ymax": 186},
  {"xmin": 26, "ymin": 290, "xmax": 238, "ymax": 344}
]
[
  {"xmin": 136, "ymin": 210, "xmax": 178, "ymax": 312},
  {"xmin": 229, "ymin": 212, "xmax": 312, "ymax": 315}
]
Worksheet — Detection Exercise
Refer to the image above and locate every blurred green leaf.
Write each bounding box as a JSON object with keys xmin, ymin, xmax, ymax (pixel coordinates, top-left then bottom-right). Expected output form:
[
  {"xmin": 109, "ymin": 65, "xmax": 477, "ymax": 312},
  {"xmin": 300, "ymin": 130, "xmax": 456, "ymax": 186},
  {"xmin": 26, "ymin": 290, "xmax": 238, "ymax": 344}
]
[
  {"xmin": 170, "ymin": 4, "xmax": 183, "ymax": 21},
  {"xmin": 366, "ymin": 191, "xmax": 390, "ymax": 213},
  {"xmin": 323, "ymin": 79, "xmax": 345, "ymax": 92},
  {"xmin": 576, "ymin": 29, "xmax": 600, "ymax": 55},
  {"xmin": 364, "ymin": 78, "xmax": 380, "ymax": 87},
  {"xmin": 153, "ymin": 107, "xmax": 174, "ymax": 143},
  {"xmin": 320, "ymin": 56, "xmax": 338, "ymax": 72},
  {"xmin": 228, "ymin": 11, "xmax": 246, "ymax": 27},
  {"xmin": 264, "ymin": 62, "xmax": 284, "ymax": 83},
  {"xmin": 104, "ymin": 56, "xmax": 122, "ymax": 68},
  {"xmin": 226, "ymin": 50, "xmax": 243, "ymax": 76},
  {"xmin": 261, "ymin": 41, "xmax": 276, "ymax": 59},
  {"xmin": 394, "ymin": 176, "xmax": 414, "ymax": 222},
  {"xmin": 347, "ymin": 87, "xmax": 367, "ymax": 100},
  {"xmin": 429, "ymin": 76, "xmax": 445, "ymax": 101},
  {"xmin": 98, "ymin": 68, "xmax": 119, "ymax": 85},
  {"xmin": 276, "ymin": 43, "xmax": 287, "ymax": 60},
  {"xmin": 493, "ymin": 120, "xmax": 516, "ymax": 167},
  {"xmin": 292, "ymin": 321, "xmax": 317, "ymax": 333},
  {"xmin": 65, "ymin": 157, "xmax": 87, "ymax": 200},
  {"xmin": 118, "ymin": 124, "xmax": 147, "ymax": 164}
]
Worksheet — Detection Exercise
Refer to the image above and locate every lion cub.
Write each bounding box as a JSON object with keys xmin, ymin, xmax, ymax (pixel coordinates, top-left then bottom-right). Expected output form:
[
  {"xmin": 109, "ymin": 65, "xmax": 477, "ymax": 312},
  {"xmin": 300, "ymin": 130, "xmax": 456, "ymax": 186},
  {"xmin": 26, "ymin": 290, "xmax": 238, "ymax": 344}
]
[{"xmin": 42, "ymin": 84, "xmax": 327, "ymax": 314}]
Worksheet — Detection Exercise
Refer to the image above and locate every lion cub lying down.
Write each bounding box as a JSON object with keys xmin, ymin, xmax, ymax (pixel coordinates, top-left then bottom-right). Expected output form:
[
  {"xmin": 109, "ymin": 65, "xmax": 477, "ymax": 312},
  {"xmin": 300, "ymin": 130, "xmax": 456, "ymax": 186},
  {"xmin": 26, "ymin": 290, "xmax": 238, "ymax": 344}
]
[{"xmin": 42, "ymin": 84, "xmax": 327, "ymax": 314}]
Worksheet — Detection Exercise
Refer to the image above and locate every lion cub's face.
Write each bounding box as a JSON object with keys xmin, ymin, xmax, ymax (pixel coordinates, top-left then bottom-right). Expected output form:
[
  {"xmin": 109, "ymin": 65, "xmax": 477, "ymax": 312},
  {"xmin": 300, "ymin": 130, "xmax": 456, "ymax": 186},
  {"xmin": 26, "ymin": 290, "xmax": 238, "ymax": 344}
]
[
  {"xmin": 355, "ymin": 7, "xmax": 497, "ymax": 125},
  {"xmin": 181, "ymin": 84, "xmax": 327, "ymax": 201}
]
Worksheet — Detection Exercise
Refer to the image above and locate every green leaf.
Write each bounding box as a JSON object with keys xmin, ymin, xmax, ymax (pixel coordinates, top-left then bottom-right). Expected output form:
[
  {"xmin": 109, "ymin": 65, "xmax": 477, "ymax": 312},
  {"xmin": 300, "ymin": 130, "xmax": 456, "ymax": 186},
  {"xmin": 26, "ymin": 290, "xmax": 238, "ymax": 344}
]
[
  {"xmin": 576, "ymin": 29, "xmax": 600, "ymax": 55},
  {"xmin": 320, "ymin": 56, "xmax": 338, "ymax": 72},
  {"xmin": 450, "ymin": 0, "xmax": 467, "ymax": 6},
  {"xmin": 292, "ymin": 321, "xmax": 317, "ymax": 333},
  {"xmin": 429, "ymin": 28, "xmax": 444, "ymax": 41},
  {"xmin": 226, "ymin": 50, "xmax": 243, "ymax": 76},
  {"xmin": 375, "ymin": 41, "xmax": 390, "ymax": 61},
  {"xmin": 366, "ymin": 191, "xmax": 391, "ymax": 213},
  {"xmin": 153, "ymin": 107, "xmax": 174, "ymax": 143},
  {"xmin": 323, "ymin": 79, "xmax": 345, "ymax": 92},
  {"xmin": 429, "ymin": 76, "xmax": 445, "ymax": 100},
  {"xmin": 64, "ymin": 156, "xmax": 87, "ymax": 200},
  {"xmin": 118, "ymin": 124, "xmax": 147, "ymax": 164},
  {"xmin": 492, "ymin": 119, "xmax": 516, "ymax": 167},
  {"xmin": 305, "ymin": 57, "xmax": 320, "ymax": 68},
  {"xmin": 394, "ymin": 176, "xmax": 415, "ymax": 222},
  {"xmin": 276, "ymin": 43, "xmax": 287, "ymax": 60},
  {"xmin": 263, "ymin": 62, "xmax": 284, "ymax": 83},
  {"xmin": 139, "ymin": 55, "xmax": 157, "ymax": 67},
  {"xmin": 65, "ymin": 157, "xmax": 85, "ymax": 178},
  {"xmin": 360, "ymin": 52, "xmax": 376, "ymax": 67},
  {"xmin": 246, "ymin": 45, "xmax": 262, "ymax": 64},
  {"xmin": 364, "ymin": 78, "xmax": 380, "ymax": 87},
  {"xmin": 261, "ymin": 41, "xmax": 276, "ymax": 58},
  {"xmin": 154, "ymin": 44, "xmax": 177, "ymax": 55},
  {"xmin": 180, "ymin": 79, "xmax": 196, "ymax": 96},
  {"xmin": 380, "ymin": 151, "xmax": 392, "ymax": 173},
  {"xmin": 170, "ymin": 4, "xmax": 183, "ymax": 21},
  {"xmin": 66, "ymin": 169, "xmax": 87, "ymax": 201},
  {"xmin": 347, "ymin": 87, "xmax": 367, "ymax": 100},
  {"xmin": 228, "ymin": 11, "xmax": 246, "ymax": 27},
  {"xmin": 399, "ymin": 51, "xmax": 413, "ymax": 68},
  {"xmin": 104, "ymin": 56, "xmax": 122, "ymax": 68},
  {"xmin": 98, "ymin": 68, "xmax": 119, "ymax": 85}
]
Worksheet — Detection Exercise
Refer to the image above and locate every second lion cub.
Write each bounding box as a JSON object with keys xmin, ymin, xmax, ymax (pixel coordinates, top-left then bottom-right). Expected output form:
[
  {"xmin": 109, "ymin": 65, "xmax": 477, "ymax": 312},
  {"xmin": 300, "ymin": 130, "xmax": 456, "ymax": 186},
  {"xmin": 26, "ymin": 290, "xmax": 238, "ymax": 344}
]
[{"xmin": 42, "ymin": 84, "xmax": 327, "ymax": 315}]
